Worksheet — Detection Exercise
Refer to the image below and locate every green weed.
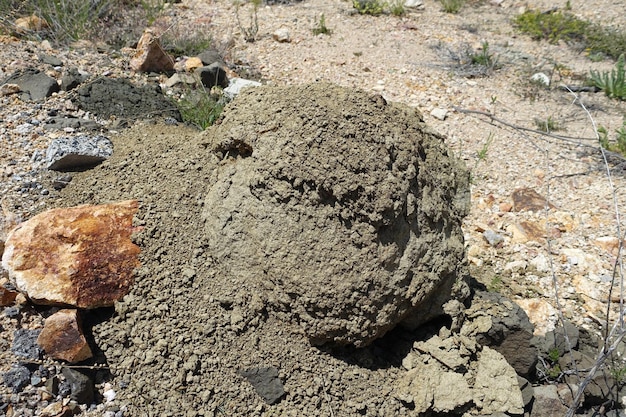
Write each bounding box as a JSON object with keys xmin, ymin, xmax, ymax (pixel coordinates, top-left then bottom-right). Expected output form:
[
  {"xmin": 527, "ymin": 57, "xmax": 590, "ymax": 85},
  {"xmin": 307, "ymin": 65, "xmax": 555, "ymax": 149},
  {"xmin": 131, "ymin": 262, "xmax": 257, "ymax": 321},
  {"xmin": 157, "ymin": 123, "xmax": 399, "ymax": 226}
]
[
  {"xmin": 352, "ymin": 0, "xmax": 385, "ymax": 16},
  {"xmin": 487, "ymin": 275, "xmax": 503, "ymax": 292},
  {"xmin": 174, "ymin": 85, "xmax": 225, "ymax": 130},
  {"xmin": 439, "ymin": 0, "xmax": 464, "ymax": 14},
  {"xmin": 589, "ymin": 54, "xmax": 626, "ymax": 100},
  {"xmin": 234, "ymin": 0, "xmax": 260, "ymax": 42},
  {"xmin": 389, "ymin": 0, "xmax": 406, "ymax": 16},
  {"xmin": 470, "ymin": 41, "xmax": 497, "ymax": 69},
  {"xmin": 514, "ymin": 9, "xmax": 626, "ymax": 61},
  {"xmin": 598, "ymin": 118, "xmax": 626, "ymax": 155},
  {"xmin": 534, "ymin": 116, "xmax": 562, "ymax": 132},
  {"xmin": 312, "ymin": 14, "xmax": 332, "ymax": 36}
]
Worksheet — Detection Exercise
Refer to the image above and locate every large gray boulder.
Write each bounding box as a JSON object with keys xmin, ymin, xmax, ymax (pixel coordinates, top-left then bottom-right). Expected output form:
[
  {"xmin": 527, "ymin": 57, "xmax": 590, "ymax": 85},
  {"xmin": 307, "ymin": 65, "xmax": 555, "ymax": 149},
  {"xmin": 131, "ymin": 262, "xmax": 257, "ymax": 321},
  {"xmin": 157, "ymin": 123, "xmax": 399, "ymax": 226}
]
[{"xmin": 200, "ymin": 83, "xmax": 470, "ymax": 346}]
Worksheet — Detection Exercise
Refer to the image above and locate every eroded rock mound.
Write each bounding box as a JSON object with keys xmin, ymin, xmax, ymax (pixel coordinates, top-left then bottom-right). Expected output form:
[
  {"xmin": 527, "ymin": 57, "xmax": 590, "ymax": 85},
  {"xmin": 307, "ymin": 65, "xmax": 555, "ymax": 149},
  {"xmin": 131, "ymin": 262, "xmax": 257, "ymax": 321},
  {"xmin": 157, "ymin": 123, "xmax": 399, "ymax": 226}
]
[{"xmin": 200, "ymin": 83, "xmax": 470, "ymax": 346}]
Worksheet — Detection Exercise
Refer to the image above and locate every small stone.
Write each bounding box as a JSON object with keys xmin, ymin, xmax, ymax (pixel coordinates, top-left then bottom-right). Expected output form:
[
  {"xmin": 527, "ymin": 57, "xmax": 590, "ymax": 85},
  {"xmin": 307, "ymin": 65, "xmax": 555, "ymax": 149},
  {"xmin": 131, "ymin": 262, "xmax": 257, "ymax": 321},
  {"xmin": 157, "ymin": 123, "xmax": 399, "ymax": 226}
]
[
  {"xmin": 224, "ymin": 78, "xmax": 262, "ymax": 100},
  {"xmin": 40, "ymin": 402, "xmax": 70, "ymax": 417},
  {"xmin": 195, "ymin": 63, "xmax": 229, "ymax": 89},
  {"xmin": 46, "ymin": 135, "xmax": 113, "ymax": 171},
  {"xmin": 511, "ymin": 188, "xmax": 555, "ymax": 212},
  {"xmin": 482, "ymin": 229, "xmax": 504, "ymax": 247},
  {"xmin": 61, "ymin": 367, "xmax": 94, "ymax": 404},
  {"xmin": 272, "ymin": 27, "xmax": 291, "ymax": 43},
  {"xmin": 1, "ymin": 284, "xmax": 18, "ymax": 306},
  {"xmin": 240, "ymin": 367, "xmax": 285, "ymax": 405},
  {"xmin": 0, "ymin": 83, "xmax": 21, "ymax": 96},
  {"xmin": 130, "ymin": 29, "xmax": 174, "ymax": 73},
  {"xmin": 14, "ymin": 15, "xmax": 49, "ymax": 33},
  {"xmin": 198, "ymin": 49, "xmax": 225, "ymax": 66},
  {"xmin": 12, "ymin": 328, "xmax": 42, "ymax": 359},
  {"xmin": 430, "ymin": 108, "xmax": 448, "ymax": 121},
  {"xmin": 2, "ymin": 365, "xmax": 31, "ymax": 393},
  {"xmin": 531, "ymin": 72, "xmax": 550, "ymax": 87},
  {"xmin": 404, "ymin": 0, "xmax": 423, "ymax": 7},
  {"xmin": 185, "ymin": 57, "xmax": 203, "ymax": 72},
  {"xmin": 164, "ymin": 73, "xmax": 196, "ymax": 88},
  {"xmin": 37, "ymin": 309, "xmax": 93, "ymax": 363}
]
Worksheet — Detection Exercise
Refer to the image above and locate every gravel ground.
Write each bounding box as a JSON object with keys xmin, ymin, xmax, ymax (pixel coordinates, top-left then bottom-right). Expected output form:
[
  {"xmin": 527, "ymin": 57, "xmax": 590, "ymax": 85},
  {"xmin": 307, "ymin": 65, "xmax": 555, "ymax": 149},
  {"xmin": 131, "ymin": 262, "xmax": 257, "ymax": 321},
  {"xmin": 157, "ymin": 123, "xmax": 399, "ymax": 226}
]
[{"xmin": 2, "ymin": 0, "xmax": 626, "ymax": 415}]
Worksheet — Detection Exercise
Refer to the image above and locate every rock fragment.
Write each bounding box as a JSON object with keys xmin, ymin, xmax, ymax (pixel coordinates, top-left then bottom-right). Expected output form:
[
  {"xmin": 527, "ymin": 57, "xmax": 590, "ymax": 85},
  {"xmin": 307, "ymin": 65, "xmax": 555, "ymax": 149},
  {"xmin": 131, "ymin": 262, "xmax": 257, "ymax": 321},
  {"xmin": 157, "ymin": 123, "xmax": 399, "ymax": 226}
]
[
  {"xmin": 1, "ymin": 68, "xmax": 60, "ymax": 101},
  {"xmin": 511, "ymin": 187, "xmax": 556, "ymax": 212},
  {"xmin": 195, "ymin": 63, "xmax": 229, "ymax": 89},
  {"xmin": 61, "ymin": 367, "xmax": 94, "ymax": 404},
  {"xmin": 2, "ymin": 364, "xmax": 31, "ymax": 393},
  {"xmin": 2, "ymin": 200, "xmax": 141, "ymax": 309},
  {"xmin": 11, "ymin": 328, "xmax": 42, "ymax": 360},
  {"xmin": 37, "ymin": 309, "xmax": 93, "ymax": 363},
  {"xmin": 46, "ymin": 135, "xmax": 113, "ymax": 171},
  {"xmin": 240, "ymin": 367, "xmax": 285, "ymax": 405},
  {"xmin": 130, "ymin": 29, "xmax": 174, "ymax": 73}
]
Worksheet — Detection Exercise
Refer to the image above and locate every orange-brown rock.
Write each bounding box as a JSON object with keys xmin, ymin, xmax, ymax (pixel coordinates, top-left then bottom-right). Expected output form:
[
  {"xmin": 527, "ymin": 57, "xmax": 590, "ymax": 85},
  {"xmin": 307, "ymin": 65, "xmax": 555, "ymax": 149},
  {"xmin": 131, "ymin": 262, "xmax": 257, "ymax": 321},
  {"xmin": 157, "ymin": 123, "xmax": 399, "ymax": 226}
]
[
  {"xmin": 130, "ymin": 29, "xmax": 174, "ymax": 73},
  {"xmin": 0, "ymin": 284, "xmax": 18, "ymax": 306},
  {"xmin": 37, "ymin": 309, "xmax": 92, "ymax": 363},
  {"xmin": 14, "ymin": 15, "xmax": 49, "ymax": 33},
  {"xmin": 1, "ymin": 200, "xmax": 141, "ymax": 309},
  {"xmin": 511, "ymin": 188, "xmax": 556, "ymax": 212}
]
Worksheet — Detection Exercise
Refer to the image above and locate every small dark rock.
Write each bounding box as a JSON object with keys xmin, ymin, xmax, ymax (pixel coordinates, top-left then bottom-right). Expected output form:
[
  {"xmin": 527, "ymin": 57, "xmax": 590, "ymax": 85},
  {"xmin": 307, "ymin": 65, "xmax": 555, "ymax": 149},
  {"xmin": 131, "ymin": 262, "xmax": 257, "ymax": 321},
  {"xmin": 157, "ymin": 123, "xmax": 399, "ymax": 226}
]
[
  {"xmin": 198, "ymin": 49, "xmax": 225, "ymax": 66},
  {"xmin": 2, "ymin": 68, "xmax": 60, "ymax": 101},
  {"xmin": 61, "ymin": 68, "xmax": 87, "ymax": 91},
  {"xmin": 11, "ymin": 329, "xmax": 42, "ymax": 360},
  {"xmin": 4, "ymin": 306, "xmax": 20, "ymax": 318},
  {"xmin": 61, "ymin": 367, "xmax": 94, "ymax": 404},
  {"xmin": 44, "ymin": 116, "xmax": 100, "ymax": 131},
  {"xmin": 240, "ymin": 366, "xmax": 285, "ymax": 405},
  {"xmin": 39, "ymin": 54, "xmax": 63, "ymax": 67},
  {"xmin": 2, "ymin": 365, "xmax": 31, "ymax": 393},
  {"xmin": 195, "ymin": 63, "xmax": 229, "ymax": 89},
  {"xmin": 52, "ymin": 174, "xmax": 73, "ymax": 190}
]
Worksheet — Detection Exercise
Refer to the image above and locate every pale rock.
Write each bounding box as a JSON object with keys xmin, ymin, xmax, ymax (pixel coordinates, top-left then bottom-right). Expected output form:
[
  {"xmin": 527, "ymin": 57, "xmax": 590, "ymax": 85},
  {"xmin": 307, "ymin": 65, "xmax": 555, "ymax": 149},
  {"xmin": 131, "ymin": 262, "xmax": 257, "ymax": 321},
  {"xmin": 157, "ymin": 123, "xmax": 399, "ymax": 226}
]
[
  {"xmin": 508, "ymin": 220, "xmax": 545, "ymax": 243},
  {"xmin": 404, "ymin": 0, "xmax": 423, "ymax": 7},
  {"xmin": 130, "ymin": 29, "xmax": 174, "ymax": 73},
  {"xmin": 430, "ymin": 107, "xmax": 448, "ymax": 120},
  {"xmin": 46, "ymin": 135, "xmax": 113, "ymax": 171},
  {"xmin": 0, "ymin": 83, "xmax": 21, "ymax": 96},
  {"xmin": 2, "ymin": 200, "xmax": 141, "ymax": 309},
  {"xmin": 164, "ymin": 73, "xmax": 196, "ymax": 88},
  {"xmin": 224, "ymin": 78, "xmax": 262, "ymax": 100},
  {"xmin": 40, "ymin": 402, "xmax": 68, "ymax": 417},
  {"xmin": 515, "ymin": 298, "xmax": 558, "ymax": 336},
  {"xmin": 272, "ymin": 27, "xmax": 291, "ymax": 43},
  {"xmin": 561, "ymin": 248, "xmax": 591, "ymax": 270},
  {"xmin": 593, "ymin": 236, "xmax": 621, "ymax": 255},
  {"xmin": 504, "ymin": 260, "xmax": 527, "ymax": 273},
  {"xmin": 185, "ymin": 57, "xmax": 203, "ymax": 72},
  {"xmin": 473, "ymin": 346, "xmax": 524, "ymax": 415},
  {"xmin": 37, "ymin": 309, "xmax": 93, "ymax": 363},
  {"xmin": 14, "ymin": 15, "xmax": 49, "ymax": 33},
  {"xmin": 531, "ymin": 72, "xmax": 550, "ymax": 86},
  {"xmin": 395, "ymin": 361, "xmax": 473, "ymax": 414},
  {"xmin": 529, "ymin": 253, "xmax": 550, "ymax": 272}
]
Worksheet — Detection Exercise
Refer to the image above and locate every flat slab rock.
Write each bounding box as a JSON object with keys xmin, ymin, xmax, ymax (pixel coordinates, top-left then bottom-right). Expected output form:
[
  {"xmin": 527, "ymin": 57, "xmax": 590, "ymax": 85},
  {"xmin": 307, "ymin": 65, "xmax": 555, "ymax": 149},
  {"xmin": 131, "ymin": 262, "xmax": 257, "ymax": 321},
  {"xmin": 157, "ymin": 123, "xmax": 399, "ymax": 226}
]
[
  {"xmin": 200, "ymin": 82, "xmax": 470, "ymax": 346},
  {"xmin": 1, "ymin": 200, "xmax": 141, "ymax": 309}
]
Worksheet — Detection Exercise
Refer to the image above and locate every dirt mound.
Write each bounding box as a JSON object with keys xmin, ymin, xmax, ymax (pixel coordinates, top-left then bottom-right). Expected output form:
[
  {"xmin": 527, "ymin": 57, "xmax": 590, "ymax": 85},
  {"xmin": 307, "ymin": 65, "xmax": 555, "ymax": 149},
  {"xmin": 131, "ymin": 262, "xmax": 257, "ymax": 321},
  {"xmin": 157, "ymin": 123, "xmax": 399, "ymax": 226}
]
[
  {"xmin": 200, "ymin": 83, "xmax": 470, "ymax": 346},
  {"xmin": 49, "ymin": 83, "xmax": 468, "ymax": 415}
]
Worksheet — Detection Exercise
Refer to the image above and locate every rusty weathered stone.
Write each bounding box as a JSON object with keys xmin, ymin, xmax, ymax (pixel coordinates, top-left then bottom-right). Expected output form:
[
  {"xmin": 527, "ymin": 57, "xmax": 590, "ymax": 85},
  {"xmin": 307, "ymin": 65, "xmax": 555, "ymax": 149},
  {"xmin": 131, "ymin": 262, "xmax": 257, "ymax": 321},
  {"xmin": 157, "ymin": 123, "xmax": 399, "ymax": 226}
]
[
  {"xmin": 130, "ymin": 29, "xmax": 174, "ymax": 73},
  {"xmin": 511, "ymin": 188, "xmax": 556, "ymax": 212},
  {"xmin": 37, "ymin": 309, "xmax": 93, "ymax": 363},
  {"xmin": 1, "ymin": 200, "xmax": 141, "ymax": 309}
]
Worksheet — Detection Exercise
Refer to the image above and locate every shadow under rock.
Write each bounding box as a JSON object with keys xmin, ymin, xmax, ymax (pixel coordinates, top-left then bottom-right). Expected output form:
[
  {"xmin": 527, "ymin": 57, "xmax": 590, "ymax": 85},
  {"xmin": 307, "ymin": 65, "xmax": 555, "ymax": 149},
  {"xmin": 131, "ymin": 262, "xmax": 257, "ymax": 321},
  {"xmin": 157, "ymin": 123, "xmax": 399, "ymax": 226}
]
[{"xmin": 320, "ymin": 315, "xmax": 453, "ymax": 371}]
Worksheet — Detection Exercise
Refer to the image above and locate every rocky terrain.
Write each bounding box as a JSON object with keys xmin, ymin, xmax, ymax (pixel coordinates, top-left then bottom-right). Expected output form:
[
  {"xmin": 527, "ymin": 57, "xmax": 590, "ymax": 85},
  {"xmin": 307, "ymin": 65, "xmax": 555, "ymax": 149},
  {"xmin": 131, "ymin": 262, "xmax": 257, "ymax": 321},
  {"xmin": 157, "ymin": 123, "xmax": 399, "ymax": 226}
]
[{"xmin": 2, "ymin": 0, "xmax": 626, "ymax": 416}]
